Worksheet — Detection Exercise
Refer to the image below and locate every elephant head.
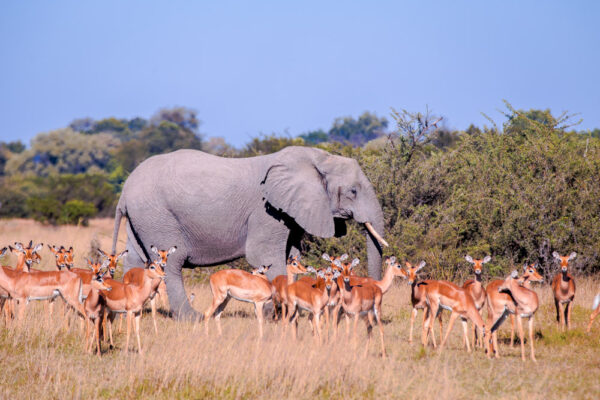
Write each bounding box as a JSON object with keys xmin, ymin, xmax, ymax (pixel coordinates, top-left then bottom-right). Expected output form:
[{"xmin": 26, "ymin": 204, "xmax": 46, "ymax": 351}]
[{"xmin": 261, "ymin": 147, "xmax": 387, "ymax": 279}]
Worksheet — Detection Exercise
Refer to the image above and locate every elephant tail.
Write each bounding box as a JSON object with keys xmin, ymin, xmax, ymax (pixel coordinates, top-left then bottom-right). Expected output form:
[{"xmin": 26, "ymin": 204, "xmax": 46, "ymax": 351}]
[{"xmin": 111, "ymin": 197, "xmax": 125, "ymax": 254}]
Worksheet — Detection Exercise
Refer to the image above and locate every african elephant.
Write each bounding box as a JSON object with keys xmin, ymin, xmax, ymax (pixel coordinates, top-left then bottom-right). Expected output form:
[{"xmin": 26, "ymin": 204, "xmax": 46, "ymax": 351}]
[{"xmin": 111, "ymin": 146, "xmax": 387, "ymax": 320}]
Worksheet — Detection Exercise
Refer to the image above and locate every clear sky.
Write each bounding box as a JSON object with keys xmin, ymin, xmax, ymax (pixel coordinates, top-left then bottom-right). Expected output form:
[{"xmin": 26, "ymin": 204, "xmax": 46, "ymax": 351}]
[{"xmin": 1, "ymin": 1, "xmax": 598, "ymax": 147}]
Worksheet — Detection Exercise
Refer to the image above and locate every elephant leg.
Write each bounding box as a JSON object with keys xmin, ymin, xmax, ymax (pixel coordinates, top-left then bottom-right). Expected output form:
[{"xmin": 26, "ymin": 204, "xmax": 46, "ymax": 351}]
[
  {"xmin": 246, "ymin": 211, "xmax": 289, "ymax": 281},
  {"xmin": 164, "ymin": 254, "xmax": 200, "ymax": 321},
  {"xmin": 123, "ymin": 240, "xmax": 146, "ymax": 274}
]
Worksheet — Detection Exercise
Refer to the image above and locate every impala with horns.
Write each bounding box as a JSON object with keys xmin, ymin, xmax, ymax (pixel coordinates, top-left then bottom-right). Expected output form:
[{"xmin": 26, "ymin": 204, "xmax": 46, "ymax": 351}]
[
  {"xmin": 112, "ymin": 147, "xmax": 388, "ymax": 320},
  {"xmin": 463, "ymin": 255, "xmax": 491, "ymax": 348}
]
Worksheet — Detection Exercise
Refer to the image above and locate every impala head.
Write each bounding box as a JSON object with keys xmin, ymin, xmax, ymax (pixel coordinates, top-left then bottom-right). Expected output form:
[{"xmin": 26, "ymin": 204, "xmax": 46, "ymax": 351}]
[
  {"xmin": 334, "ymin": 258, "xmax": 360, "ymax": 283},
  {"xmin": 287, "ymin": 255, "xmax": 307, "ymax": 274},
  {"xmin": 12, "ymin": 241, "xmax": 43, "ymax": 271},
  {"xmin": 465, "ymin": 255, "xmax": 491, "ymax": 276},
  {"xmin": 553, "ymin": 251, "xmax": 576, "ymax": 273},
  {"xmin": 48, "ymin": 245, "xmax": 67, "ymax": 270},
  {"xmin": 62, "ymin": 246, "xmax": 75, "ymax": 269},
  {"xmin": 151, "ymin": 245, "xmax": 177, "ymax": 268},
  {"xmin": 318, "ymin": 267, "xmax": 340, "ymax": 291},
  {"xmin": 521, "ymin": 263, "xmax": 543, "ymax": 284},
  {"xmin": 97, "ymin": 249, "xmax": 128, "ymax": 278},
  {"xmin": 146, "ymin": 260, "xmax": 166, "ymax": 279},
  {"xmin": 91, "ymin": 268, "xmax": 112, "ymax": 291},
  {"xmin": 385, "ymin": 256, "xmax": 408, "ymax": 279},
  {"xmin": 405, "ymin": 261, "xmax": 426, "ymax": 284},
  {"xmin": 498, "ymin": 270, "xmax": 519, "ymax": 293},
  {"xmin": 322, "ymin": 253, "xmax": 349, "ymax": 270}
]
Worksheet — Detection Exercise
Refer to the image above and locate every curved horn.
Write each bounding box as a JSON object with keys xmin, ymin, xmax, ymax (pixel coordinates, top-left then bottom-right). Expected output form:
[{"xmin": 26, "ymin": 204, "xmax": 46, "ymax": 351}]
[{"xmin": 364, "ymin": 222, "xmax": 389, "ymax": 247}]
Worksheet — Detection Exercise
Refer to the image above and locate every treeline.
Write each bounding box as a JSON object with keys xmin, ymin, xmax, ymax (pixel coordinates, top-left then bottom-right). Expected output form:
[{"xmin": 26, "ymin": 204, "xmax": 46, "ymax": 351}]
[{"xmin": 1, "ymin": 104, "xmax": 599, "ymax": 277}]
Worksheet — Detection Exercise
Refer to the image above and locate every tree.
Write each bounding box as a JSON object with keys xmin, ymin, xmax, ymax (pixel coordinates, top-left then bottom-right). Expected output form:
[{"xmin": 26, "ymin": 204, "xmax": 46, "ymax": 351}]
[
  {"xmin": 299, "ymin": 129, "xmax": 329, "ymax": 145},
  {"xmin": 328, "ymin": 112, "xmax": 388, "ymax": 147},
  {"xmin": 151, "ymin": 107, "xmax": 200, "ymax": 133}
]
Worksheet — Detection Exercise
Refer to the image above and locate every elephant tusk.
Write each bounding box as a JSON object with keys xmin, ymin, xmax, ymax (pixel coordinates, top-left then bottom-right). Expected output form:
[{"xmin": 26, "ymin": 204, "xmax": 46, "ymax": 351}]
[{"xmin": 364, "ymin": 222, "xmax": 389, "ymax": 247}]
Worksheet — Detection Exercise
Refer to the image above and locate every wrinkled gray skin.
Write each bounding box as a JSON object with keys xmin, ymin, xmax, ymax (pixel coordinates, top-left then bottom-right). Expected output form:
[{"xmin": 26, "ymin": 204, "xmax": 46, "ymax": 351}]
[{"xmin": 112, "ymin": 146, "xmax": 385, "ymax": 320}]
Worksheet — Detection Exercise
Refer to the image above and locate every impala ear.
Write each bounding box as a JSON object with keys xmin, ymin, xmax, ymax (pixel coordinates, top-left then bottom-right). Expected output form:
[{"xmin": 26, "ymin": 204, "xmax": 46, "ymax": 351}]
[
  {"xmin": 317, "ymin": 270, "xmax": 325, "ymax": 278},
  {"xmin": 33, "ymin": 243, "xmax": 43, "ymax": 253},
  {"xmin": 333, "ymin": 260, "xmax": 342, "ymax": 268},
  {"xmin": 465, "ymin": 255, "xmax": 474, "ymax": 263},
  {"xmin": 568, "ymin": 252, "xmax": 577, "ymax": 260},
  {"xmin": 168, "ymin": 246, "xmax": 177, "ymax": 255},
  {"xmin": 263, "ymin": 264, "xmax": 272, "ymax": 271},
  {"xmin": 510, "ymin": 270, "xmax": 519, "ymax": 279},
  {"xmin": 117, "ymin": 250, "xmax": 128, "ymax": 260},
  {"xmin": 306, "ymin": 266, "xmax": 317, "ymax": 273},
  {"xmin": 261, "ymin": 161, "xmax": 334, "ymax": 238},
  {"xmin": 339, "ymin": 254, "xmax": 349, "ymax": 261},
  {"xmin": 326, "ymin": 267, "xmax": 332, "ymax": 274},
  {"xmin": 389, "ymin": 256, "xmax": 396, "ymax": 264},
  {"xmin": 322, "ymin": 253, "xmax": 331, "ymax": 261},
  {"xmin": 417, "ymin": 261, "xmax": 426, "ymax": 270},
  {"xmin": 552, "ymin": 251, "xmax": 561, "ymax": 260},
  {"xmin": 101, "ymin": 259, "xmax": 110, "ymax": 269},
  {"xmin": 13, "ymin": 242, "xmax": 24, "ymax": 253},
  {"xmin": 523, "ymin": 264, "xmax": 528, "ymax": 272},
  {"xmin": 482, "ymin": 255, "xmax": 491, "ymax": 264},
  {"xmin": 333, "ymin": 270, "xmax": 341, "ymax": 279},
  {"xmin": 351, "ymin": 258, "xmax": 360, "ymax": 268},
  {"xmin": 151, "ymin": 245, "xmax": 159, "ymax": 254}
]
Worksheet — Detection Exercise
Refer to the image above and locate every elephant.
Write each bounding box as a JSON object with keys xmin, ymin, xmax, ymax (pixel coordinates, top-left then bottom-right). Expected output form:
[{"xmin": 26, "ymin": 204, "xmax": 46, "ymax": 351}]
[{"xmin": 111, "ymin": 146, "xmax": 387, "ymax": 320}]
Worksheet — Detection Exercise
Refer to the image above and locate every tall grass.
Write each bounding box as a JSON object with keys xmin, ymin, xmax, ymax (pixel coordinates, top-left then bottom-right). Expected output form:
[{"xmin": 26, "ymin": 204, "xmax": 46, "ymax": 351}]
[{"xmin": 1, "ymin": 219, "xmax": 600, "ymax": 399}]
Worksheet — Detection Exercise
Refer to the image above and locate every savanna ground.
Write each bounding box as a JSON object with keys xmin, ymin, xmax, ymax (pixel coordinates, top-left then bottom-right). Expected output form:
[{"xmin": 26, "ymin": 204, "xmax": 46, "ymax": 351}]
[{"xmin": 0, "ymin": 219, "xmax": 599, "ymax": 399}]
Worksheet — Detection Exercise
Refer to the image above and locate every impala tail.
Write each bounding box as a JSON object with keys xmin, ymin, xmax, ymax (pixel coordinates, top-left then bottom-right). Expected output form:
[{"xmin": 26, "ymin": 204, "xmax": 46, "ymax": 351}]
[{"xmin": 593, "ymin": 294, "xmax": 600, "ymax": 311}]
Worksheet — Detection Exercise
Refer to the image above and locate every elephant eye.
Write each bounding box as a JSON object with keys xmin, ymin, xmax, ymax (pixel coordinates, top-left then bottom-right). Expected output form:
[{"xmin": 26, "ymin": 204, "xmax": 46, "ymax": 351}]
[{"xmin": 350, "ymin": 187, "xmax": 357, "ymax": 195}]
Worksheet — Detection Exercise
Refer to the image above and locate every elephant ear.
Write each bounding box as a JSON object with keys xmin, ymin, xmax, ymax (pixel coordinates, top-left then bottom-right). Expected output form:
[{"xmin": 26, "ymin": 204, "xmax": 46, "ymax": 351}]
[{"xmin": 261, "ymin": 163, "xmax": 335, "ymax": 237}]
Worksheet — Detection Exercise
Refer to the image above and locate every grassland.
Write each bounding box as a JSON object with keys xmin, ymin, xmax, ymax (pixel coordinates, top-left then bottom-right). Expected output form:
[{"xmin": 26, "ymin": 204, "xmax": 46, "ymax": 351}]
[{"xmin": 1, "ymin": 218, "xmax": 599, "ymax": 399}]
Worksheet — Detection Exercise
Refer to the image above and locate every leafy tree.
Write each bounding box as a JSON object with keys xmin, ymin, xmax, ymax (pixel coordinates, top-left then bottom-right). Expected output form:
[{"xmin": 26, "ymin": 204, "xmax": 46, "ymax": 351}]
[
  {"xmin": 239, "ymin": 134, "xmax": 305, "ymax": 157},
  {"xmin": 328, "ymin": 111, "xmax": 388, "ymax": 147},
  {"xmin": 151, "ymin": 107, "xmax": 200, "ymax": 132},
  {"xmin": 203, "ymin": 136, "xmax": 236, "ymax": 156},
  {"xmin": 5, "ymin": 129, "xmax": 120, "ymax": 176},
  {"xmin": 299, "ymin": 129, "xmax": 329, "ymax": 145}
]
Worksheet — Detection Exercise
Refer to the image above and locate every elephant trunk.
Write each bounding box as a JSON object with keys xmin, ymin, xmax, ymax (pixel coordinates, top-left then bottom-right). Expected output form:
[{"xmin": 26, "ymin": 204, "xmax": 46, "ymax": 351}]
[{"xmin": 362, "ymin": 188, "xmax": 386, "ymax": 280}]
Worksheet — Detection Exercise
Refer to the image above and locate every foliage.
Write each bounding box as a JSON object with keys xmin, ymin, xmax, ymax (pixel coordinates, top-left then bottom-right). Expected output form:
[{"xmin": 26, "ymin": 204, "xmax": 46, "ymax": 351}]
[
  {"xmin": 328, "ymin": 111, "xmax": 388, "ymax": 146},
  {"xmin": 239, "ymin": 134, "xmax": 305, "ymax": 157},
  {"xmin": 299, "ymin": 129, "xmax": 329, "ymax": 145}
]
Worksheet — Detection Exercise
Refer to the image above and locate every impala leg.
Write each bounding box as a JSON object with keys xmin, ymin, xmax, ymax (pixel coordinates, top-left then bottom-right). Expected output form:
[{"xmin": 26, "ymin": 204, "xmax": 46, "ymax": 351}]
[
  {"xmin": 375, "ymin": 306, "xmax": 386, "ymax": 359},
  {"xmin": 422, "ymin": 307, "xmax": 431, "ymax": 347},
  {"xmin": 437, "ymin": 312, "xmax": 443, "ymax": 346},
  {"xmin": 125, "ymin": 311, "xmax": 132, "ymax": 353},
  {"xmin": 323, "ymin": 306, "xmax": 329, "ymax": 343},
  {"xmin": 528, "ymin": 316, "xmax": 536, "ymax": 362},
  {"xmin": 85, "ymin": 317, "xmax": 91, "ymax": 352},
  {"xmin": 510, "ymin": 314, "xmax": 515, "ymax": 348},
  {"xmin": 440, "ymin": 312, "xmax": 459, "ymax": 352},
  {"xmin": 255, "ymin": 302, "xmax": 264, "ymax": 339},
  {"xmin": 204, "ymin": 293, "xmax": 228, "ymax": 336},
  {"xmin": 135, "ymin": 312, "xmax": 142, "ymax": 355},
  {"xmin": 150, "ymin": 297, "xmax": 158, "ymax": 335},
  {"xmin": 108, "ymin": 313, "xmax": 115, "ymax": 349},
  {"xmin": 409, "ymin": 307, "xmax": 417, "ymax": 343},
  {"xmin": 587, "ymin": 307, "xmax": 600, "ymax": 332},
  {"xmin": 118, "ymin": 314, "xmax": 124, "ymax": 333},
  {"xmin": 345, "ymin": 313, "xmax": 351, "ymax": 339},
  {"xmin": 95, "ymin": 317, "xmax": 102, "ymax": 357},
  {"xmin": 516, "ymin": 315, "xmax": 525, "ymax": 361},
  {"xmin": 462, "ymin": 319, "xmax": 471, "ymax": 353},
  {"xmin": 315, "ymin": 312, "xmax": 322, "ymax": 346},
  {"xmin": 554, "ymin": 298, "xmax": 561, "ymax": 326},
  {"xmin": 565, "ymin": 301, "xmax": 572, "ymax": 330},
  {"xmin": 364, "ymin": 312, "xmax": 374, "ymax": 358}
]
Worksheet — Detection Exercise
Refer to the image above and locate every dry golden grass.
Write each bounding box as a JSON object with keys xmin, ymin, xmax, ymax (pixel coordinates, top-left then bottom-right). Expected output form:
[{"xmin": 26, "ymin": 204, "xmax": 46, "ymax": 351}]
[{"xmin": 1, "ymin": 219, "xmax": 600, "ymax": 399}]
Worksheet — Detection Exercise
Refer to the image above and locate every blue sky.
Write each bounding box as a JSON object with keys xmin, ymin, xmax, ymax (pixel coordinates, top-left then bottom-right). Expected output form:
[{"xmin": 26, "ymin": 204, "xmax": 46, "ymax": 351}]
[{"xmin": 1, "ymin": 1, "xmax": 598, "ymax": 147}]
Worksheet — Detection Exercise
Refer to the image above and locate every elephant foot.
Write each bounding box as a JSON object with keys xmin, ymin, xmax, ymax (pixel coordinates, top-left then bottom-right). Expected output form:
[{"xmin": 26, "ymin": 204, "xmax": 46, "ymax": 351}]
[
  {"xmin": 171, "ymin": 307, "xmax": 203, "ymax": 323},
  {"xmin": 262, "ymin": 302, "xmax": 275, "ymax": 321}
]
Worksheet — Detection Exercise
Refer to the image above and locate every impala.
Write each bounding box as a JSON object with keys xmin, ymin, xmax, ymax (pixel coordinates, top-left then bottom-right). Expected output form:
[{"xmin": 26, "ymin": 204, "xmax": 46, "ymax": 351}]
[
  {"xmin": 335, "ymin": 258, "xmax": 387, "ymax": 359},
  {"xmin": 97, "ymin": 248, "xmax": 128, "ymax": 334},
  {"xmin": 422, "ymin": 278, "xmax": 489, "ymax": 355},
  {"xmin": 587, "ymin": 293, "xmax": 600, "ymax": 333},
  {"xmin": 463, "ymin": 255, "xmax": 491, "ymax": 348},
  {"xmin": 83, "ymin": 266, "xmax": 111, "ymax": 357},
  {"xmin": 271, "ymin": 255, "xmax": 308, "ymax": 321},
  {"xmin": 0, "ymin": 242, "xmax": 85, "ymax": 323},
  {"xmin": 486, "ymin": 263, "xmax": 543, "ymax": 357},
  {"xmin": 101, "ymin": 261, "xmax": 165, "ymax": 354},
  {"xmin": 285, "ymin": 267, "xmax": 340, "ymax": 344},
  {"xmin": 551, "ymin": 251, "xmax": 576, "ymax": 330},
  {"xmin": 120, "ymin": 246, "xmax": 176, "ymax": 335},
  {"xmin": 204, "ymin": 265, "xmax": 273, "ymax": 338},
  {"xmin": 405, "ymin": 261, "xmax": 442, "ymax": 346},
  {"xmin": 494, "ymin": 270, "xmax": 540, "ymax": 361}
]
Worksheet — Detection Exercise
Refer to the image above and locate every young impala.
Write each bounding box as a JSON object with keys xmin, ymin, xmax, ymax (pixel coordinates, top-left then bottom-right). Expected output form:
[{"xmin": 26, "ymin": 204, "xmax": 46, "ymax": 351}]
[
  {"xmin": 83, "ymin": 266, "xmax": 112, "ymax": 357},
  {"xmin": 285, "ymin": 267, "xmax": 340, "ymax": 345},
  {"xmin": 463, "ymin": 255, "xmax": 491, "ymax": 348},
  {"xmin": 271, "ymin": 256, "xmax": 308, "ymax": 321},
  {"xmin": 494, "ymin": 270, "xmax": 540, "ymax": 362},
  {"xmin": 120, "ymin": 246, "xmax": 175, "ymax": 334},
  {"xmin": 405, "ymin": 261, "xmax": 442, "ymax": 346},
  {"xmin": 551, "ymin": 251, "xmax": 576, "ymax": 330},
  {"xmin": 486, "ymin": 263, "xmax": 543, "ymax": 357},
  {"xmin": 101, "ymin": 260, "xmax": 165, "ymax": 354},
  {"xmin": 335, "ymin": 258, "xmax": 387, "ymax": 359},
  {"xmin": 422, "ymin": 278, "xmax": 490, "ymax": 355},
  {"xmin": 204, "ymin": 265, "xmax": 273, "ymax": 338}
]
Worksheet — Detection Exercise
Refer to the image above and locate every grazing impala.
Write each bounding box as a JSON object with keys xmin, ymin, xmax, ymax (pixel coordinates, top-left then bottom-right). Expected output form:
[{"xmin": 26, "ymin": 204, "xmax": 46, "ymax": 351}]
[
  {"xmin": 204, "ymin": 265, "xmax": 273, "ymax": 338},
  {"xmin": 101, "ymin": 261, "xmax": 165, "ymax": 354},
  {"xmin": 121, "ymin": 246, "xmax": 176, "ymax": 335},
  {"xmin": 271, "ymin": 256, "xmax": 308, "ymax": 321},
  {"xmin": 405, "ymin": 261, "xmax": 443, "ymax": 346},
  {"xmin": 494, "ymin": 270, "xmax": 540, "ymax": 361},
  {"xmin": 463, "ymin": 255, "xmax": 491, "ymax": 348},
  {"xmin": 0, "ymin": 242, "xmax": 85, "ymax": 322},
  {"xmin": 83, "ymin": 266, "xmax": 112, "ymax": 357},
  {"xmin": 335, "ymin": 258, "xmax": 387, "ymax": 359},
  {"xmin": 422, "ymin": 278, "xmax": 489, "ymax": 355},
  {"xmin": 285, "ymin": 267, "xmax": 340, "ymax": 344},
  {"xmin": 551, "ymin": 251, "xmax": 576, "ymax": 330}
]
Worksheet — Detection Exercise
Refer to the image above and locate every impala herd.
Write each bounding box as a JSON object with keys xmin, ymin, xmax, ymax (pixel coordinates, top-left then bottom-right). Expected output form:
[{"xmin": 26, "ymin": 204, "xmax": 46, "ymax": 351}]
[{"xmin": 1, "ymin": 241, "xmax": 600, "ymax": 362}]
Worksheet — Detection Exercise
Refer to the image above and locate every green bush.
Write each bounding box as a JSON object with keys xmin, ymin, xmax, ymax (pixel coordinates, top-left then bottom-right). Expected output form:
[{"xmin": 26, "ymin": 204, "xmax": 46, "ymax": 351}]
[{"xmin": 59, "ymin": 199, "xmax": 97, "ymax": 225}]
